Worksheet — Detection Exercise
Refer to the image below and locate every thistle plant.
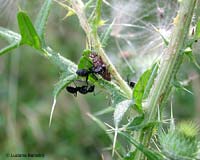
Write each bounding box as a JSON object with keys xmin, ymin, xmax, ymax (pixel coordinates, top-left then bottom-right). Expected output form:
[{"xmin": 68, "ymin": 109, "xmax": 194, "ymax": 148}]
[{"xmin": 0, "ymin": 0, "xmax": 200, "ymax": 159}]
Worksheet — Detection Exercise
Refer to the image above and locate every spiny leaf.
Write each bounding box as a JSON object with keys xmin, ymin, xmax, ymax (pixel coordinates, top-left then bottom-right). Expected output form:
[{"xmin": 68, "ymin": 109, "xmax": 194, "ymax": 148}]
[
  {"xmin": 127, "ymin": 114, "xmax": 144, "ymax": 129},
  {"xmin": 43, "ymin": 47, "xmax": 77, "ymax": 72},
  {"xmin": 114, "ymin": 100, "xmax": 133, "ymax": 127},
  {"xmin": 133, "ymin": 63, "xmax": 159, "ymax": 110},
  {"xmin": 120, "ymin": 132, "xmax": 164, "ymax": 160},
  {"xmin": 35, "ymin": 0, "xmax": 52, "ymax": 43},
  {"xmin": 128, "ymin": 120, "xmax": 159, "ymax": 132},
  {"xmin": 87, "ymin": 113, "xmax": 113, "ymax": 140},
  {"xmin": 53, "ymin": 72, "xmax": 77, "ymax": 97},
  {"xmin": 49, "ymin": 72, "xmax": 77, "ymax": 127},
  {"xmin": 54, "ymin": 0, "xmax": 75, "ymax": 19},
  {"xmin": 113, "ymin": 100, "xmax": 134, "ymax": 156},
  {"xmin": 44, "ymin": 47, "xmax": 78, "ymax": 126},
  {"xmin": 17, "ymin": 11, "xmax": 41, "ymax": 49},
  {"xmin": 0, "ymin": 27, "xmax": 21, "ymax": 56},
  {"xmin": 88, "ymin": 113, "xmax": 125, "ymax": 155}
]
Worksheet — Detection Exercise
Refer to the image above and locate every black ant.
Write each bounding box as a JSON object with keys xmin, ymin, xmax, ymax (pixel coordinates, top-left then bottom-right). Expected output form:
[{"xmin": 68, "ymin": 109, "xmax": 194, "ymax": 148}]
[
  {"xmin": 126, "ymin": 75, "xmax": 136, "ymax": 88},
  {"xmin": 66, "ymin": 86, "xmax": 78, "ymax": 96},
  {"xmin": 66, "ymin": 85, "xmax": 95, "ymax": 96},
  {"xmin": 76, "ymin": 68, "xmax": 99, "ymax": 83},
  {"xmin": 129, "ymin": 81, "xmax": 136, "ymax": 88},
  {"xmin": 76, "ymin": 69, "xmax": 91, "ymax": 83}
]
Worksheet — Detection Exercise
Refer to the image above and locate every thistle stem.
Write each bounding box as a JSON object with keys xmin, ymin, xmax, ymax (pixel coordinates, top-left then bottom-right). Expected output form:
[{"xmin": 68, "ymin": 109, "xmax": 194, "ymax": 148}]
[{"xmin": 135, "ymin": 0, "xmax": 197, "ymax": 159}]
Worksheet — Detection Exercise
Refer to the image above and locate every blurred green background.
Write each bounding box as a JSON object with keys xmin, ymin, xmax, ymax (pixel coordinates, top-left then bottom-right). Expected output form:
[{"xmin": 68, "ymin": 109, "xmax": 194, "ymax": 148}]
[{"xmin": 0, "ymin": 0, "xmax": 200, "ymax": 159}]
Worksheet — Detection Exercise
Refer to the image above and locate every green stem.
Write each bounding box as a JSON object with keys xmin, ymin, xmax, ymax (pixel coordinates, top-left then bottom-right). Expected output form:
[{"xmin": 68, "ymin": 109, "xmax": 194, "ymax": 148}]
[
  {"xmin": 135, "ymin": 0, "xmax": 197, "ymax": 159},
  {"xmin": 71, "ymin": 0, "xmax": 132, "ymax": 98}
]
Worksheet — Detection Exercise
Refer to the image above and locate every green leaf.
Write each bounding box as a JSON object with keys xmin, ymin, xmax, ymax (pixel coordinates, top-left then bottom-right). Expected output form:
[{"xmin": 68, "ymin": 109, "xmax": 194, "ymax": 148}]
[
  {"xmin": 49, "ymin": 72, "xmax": 77, "ymax": 127},
  {"xmin": 0, "ymin": 27, "xmax": 21, "ymax": 56},
  {"xmin": 127, "ymin": 114, "xmax": 144, "ymax": 128},
  {"xmin": 120, "ymin": 132, "xmax": 164, "ymax": 160},
  {"xmin": 53, "ymin": 72, "xmax": 77, "ymax": 97},
  {"xmin": 0, "ymin": 43, "xmax": 19, "ymax": 56},
  {"xmin": 143, "ymin": 63, "xmax": 159, "ymax": 99},
  {"xmin": 35, "ymin": 0, "xmax": 52, "ymax": 43},
  {"xmin": 133, "ymin": 63, "xmax": 159, "ymax": 110},
  {"xmin": 47, "ymin": 46, "xmax": 78, "ymax": 127},
  {"xmin": 43, "ymin": 47, "xmax": 77, "ymax": 72},
  {"xmin": 17, "ymin": 11, "xmax": 41, "ymax": 49},
  {"xmin": 78, "ymin": 49, "xmax": 93, "ymax": 69},
  {"xmin": 78, "ymin": 56, "xmax": 93, "ymax": 69},
  {"xmin": 113, "ymin": 100, "xmax": 134, "ymax": 155},
  {"xmin": 82, "ymin": 49, "xmax": 91, "ymax": 57},
  {"xmin": 54, "ymin": 0, "xmax": 75, "ymax": 20},
  {"xmin": 195, "ymin": 20, "xmax": 200, "ymax": 40},
  {"xmin": 114, "ymin": 100, "xmax": 133, "ymax": 127},
  {"xmin": 128, "ymin": 120, "xmax": 159, "ymax": 132}
]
